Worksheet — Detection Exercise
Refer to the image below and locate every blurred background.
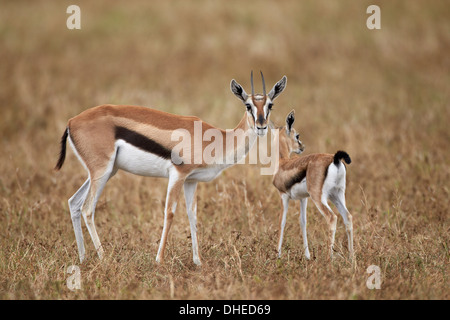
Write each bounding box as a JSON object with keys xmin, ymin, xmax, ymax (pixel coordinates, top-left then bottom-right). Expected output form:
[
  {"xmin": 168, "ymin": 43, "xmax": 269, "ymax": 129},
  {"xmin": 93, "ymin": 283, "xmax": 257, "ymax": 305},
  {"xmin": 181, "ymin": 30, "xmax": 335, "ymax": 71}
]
[{"xmin": 0, "ymin": 0, "xmax": 448, "ymax": 299}]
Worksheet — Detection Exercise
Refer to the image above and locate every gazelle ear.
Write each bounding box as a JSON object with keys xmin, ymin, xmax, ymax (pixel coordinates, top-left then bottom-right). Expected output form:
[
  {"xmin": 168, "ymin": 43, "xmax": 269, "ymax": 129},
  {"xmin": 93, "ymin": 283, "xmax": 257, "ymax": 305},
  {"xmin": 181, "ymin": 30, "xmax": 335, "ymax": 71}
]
[
  {"xmin": 230, "ymin": 79, "xmax": 248, "ymax": 103},
  {"xmin": 268, "ymin": 76, "xmax": 287, "ymax": 101},
  {"xmin": 286, "ymin": 110, "xmax": 295, "ymax": 134}
]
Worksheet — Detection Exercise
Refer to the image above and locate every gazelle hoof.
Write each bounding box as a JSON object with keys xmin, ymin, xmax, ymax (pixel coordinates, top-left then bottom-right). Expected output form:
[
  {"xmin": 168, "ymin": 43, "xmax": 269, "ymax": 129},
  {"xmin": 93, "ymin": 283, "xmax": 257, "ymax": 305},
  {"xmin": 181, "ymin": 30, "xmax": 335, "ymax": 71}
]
[
  {"xmin": 193, "ymin": 258, "xmax": 202, "ymax": 266},
  {"xmin": 305, "ymin": 250, "xmax": 311, "ymax": 260}
]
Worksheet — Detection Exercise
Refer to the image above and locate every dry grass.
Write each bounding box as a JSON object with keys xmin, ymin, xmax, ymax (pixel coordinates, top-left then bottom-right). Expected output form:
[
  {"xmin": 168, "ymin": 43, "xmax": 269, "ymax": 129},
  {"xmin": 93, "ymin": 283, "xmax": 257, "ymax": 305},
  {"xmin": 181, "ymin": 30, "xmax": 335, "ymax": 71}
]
[{"xmin": 0, "ymin": 0, "xmax": 449, "ymax": 299}]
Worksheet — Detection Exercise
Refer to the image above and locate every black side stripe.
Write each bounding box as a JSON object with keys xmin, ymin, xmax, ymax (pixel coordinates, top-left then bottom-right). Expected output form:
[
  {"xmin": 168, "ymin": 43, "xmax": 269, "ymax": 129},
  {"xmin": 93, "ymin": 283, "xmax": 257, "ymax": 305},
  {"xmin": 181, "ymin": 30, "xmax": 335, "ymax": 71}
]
[
  {"xmin": 284, "ymin": 170, "xmax": 306, "ymax": 191},
  {"xmin": 115, "ymin": 126, "xmax": 172, "ymax": 160}
]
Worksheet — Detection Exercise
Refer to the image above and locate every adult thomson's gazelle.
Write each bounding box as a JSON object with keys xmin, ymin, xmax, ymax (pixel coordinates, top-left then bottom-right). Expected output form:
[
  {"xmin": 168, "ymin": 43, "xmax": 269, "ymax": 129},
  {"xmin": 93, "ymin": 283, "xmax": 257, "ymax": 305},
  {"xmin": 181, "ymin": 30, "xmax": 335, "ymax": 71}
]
[
  {"xmin": 55, "ymin": 72, "xmax": 287, "ymax": 265},
  {"xmin": 272, "ymin": 110, "xmax": 354, "ymax": 261}
]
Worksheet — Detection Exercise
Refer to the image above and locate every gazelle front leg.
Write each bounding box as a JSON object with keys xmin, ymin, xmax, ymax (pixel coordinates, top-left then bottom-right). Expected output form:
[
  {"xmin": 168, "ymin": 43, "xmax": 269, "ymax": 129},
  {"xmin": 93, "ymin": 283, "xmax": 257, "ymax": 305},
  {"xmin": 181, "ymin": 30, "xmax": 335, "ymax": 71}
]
[
  {"xmin": 299, "ymin": 198, "xmax": 311, "ymax": 260},
  {"xmin": 277, "ymin": 193, "xmax": 290, "ymax": 258},
  {"xmin": 183, "ymin": 180, "xmax": 201, "ymax": 266},
  {"xmin": 156, "ymin": 171, "xmax": 185, "ymax": 264}
]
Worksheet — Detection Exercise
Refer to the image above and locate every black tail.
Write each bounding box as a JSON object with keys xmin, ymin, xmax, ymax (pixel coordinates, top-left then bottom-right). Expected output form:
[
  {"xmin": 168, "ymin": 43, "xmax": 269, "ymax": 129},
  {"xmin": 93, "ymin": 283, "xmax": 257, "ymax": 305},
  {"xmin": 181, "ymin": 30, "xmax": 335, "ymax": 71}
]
[
  {"xmin": 334, "ymin": 150, "xmax": 351, "ymax": 165},
  {"xmin": 55, "ymin": 128, "xmax": 69, "ymax": 170}
]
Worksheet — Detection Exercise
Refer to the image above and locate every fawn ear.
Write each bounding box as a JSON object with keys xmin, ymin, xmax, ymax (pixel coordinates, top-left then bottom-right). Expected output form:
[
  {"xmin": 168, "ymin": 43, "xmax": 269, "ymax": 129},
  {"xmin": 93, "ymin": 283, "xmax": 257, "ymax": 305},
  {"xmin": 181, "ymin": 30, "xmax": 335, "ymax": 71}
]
[
  {"xmin": 230, "ymin": 79, "xmax": 248, "ymax": 103},
  {"xmin": 286, "ymin": 109, "xmax": 295, "ymax": 134},
  {"xmin": 268, "ymin": 76, "xmax": 287, "ymax": 101}
]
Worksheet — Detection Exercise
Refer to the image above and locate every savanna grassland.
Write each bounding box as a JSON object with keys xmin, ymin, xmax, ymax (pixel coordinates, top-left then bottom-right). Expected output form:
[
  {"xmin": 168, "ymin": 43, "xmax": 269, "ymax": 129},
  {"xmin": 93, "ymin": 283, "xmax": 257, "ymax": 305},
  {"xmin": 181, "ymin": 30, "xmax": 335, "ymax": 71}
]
[{"xmin": 0, "ymin": 1, "xmax": 448, "ymax": 300}]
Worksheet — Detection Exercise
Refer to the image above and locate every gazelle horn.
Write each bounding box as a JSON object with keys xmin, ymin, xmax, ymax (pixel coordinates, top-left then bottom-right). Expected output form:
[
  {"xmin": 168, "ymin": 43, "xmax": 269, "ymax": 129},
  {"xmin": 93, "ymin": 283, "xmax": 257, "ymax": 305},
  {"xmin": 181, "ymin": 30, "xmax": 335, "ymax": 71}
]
[
  {"xmin": 250, "ymin": 70, "xmax": 255, "ymax": 97},
  {"xmin": 260, "ymin": 71, "xmax": 266, "ymax": 96}
]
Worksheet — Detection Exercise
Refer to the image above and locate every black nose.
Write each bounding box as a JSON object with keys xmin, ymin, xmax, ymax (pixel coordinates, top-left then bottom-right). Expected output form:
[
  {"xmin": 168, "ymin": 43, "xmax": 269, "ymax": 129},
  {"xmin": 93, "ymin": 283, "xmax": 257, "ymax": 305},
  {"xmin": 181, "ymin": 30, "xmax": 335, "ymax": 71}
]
[
  {"xmin": 256, "ymin": 126, "xmax": 267, "ymax": 130},
  {"xmin": 257, "ymin": 114, "xmax": 265, "ymax": 126}
]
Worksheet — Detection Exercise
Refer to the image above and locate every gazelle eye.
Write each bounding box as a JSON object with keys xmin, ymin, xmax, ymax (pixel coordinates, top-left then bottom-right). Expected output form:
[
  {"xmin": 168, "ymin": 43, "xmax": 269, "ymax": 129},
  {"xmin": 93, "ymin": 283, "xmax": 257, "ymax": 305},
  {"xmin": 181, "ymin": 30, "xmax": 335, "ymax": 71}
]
[
  {"xmin": 245, "ymin": 103, "xmax": 252, "ymax": 111},
  {"xmin": 295, "ymin": 134, "xmax": 300, "ymax": 140},
  {"xmin": 268, "ymin": 103, "xmax": 273, "ymax": 110}
]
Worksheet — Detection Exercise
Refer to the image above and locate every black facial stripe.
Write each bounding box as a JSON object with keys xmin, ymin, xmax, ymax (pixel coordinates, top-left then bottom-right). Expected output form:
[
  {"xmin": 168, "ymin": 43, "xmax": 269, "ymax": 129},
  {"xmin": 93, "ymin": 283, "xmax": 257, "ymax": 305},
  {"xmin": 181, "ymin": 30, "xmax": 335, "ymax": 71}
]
[
  {"xmin": 285, "ymin": 170, "xmax": 306, "ymax": 190},
  {"xmin": 247, "ymin": 105, "xmax": 255, "ymax": 120},
  {"xmin": 115, "ymin": 126, "xmax": 172, "ymax": 160}
]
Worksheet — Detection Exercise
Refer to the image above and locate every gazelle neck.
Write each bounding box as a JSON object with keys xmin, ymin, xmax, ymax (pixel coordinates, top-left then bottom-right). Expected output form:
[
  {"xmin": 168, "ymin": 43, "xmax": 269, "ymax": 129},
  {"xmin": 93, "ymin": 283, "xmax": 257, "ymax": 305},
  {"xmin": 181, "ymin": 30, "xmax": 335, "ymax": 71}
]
[
  {"xmin": 224, "ymin": 112, "xmax": 258, "ymax": 165},
  {"xmin": 278, "ymin": 130, "xmax": 291, "ymax": 161}
]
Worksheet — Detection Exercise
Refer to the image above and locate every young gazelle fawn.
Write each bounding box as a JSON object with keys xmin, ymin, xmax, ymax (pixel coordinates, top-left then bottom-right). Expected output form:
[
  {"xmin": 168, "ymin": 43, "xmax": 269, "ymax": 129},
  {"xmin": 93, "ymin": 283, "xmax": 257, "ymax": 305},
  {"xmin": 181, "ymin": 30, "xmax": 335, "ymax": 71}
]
[
  {"xmin": 272, "ymin": 111, "xmax": 354, "ymax": 260},
  {"xmin": 55, "ymin": 72, "xmax": 287, "ymax": 266}
]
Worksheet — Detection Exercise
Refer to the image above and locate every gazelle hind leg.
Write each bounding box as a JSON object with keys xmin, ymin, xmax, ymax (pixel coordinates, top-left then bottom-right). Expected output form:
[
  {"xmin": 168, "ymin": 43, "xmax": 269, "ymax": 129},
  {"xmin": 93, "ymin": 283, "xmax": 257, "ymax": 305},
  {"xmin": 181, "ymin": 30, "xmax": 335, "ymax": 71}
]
[
  {"xmin": 184, "ymin": 180, "xmax": 201, "ymax": 265},
  {"xmin": 299, "ymin": 198, "xmax": 310, "ymax": 260},
  {"xmin": 81, "ymin": 174, "xmax": 110, "ymax": 260},
  {"xmin": 330, "ymin": 190, "xmax": 354, "ymax": 259},
  {"xmin": 311, "ymin": 196, "xmax": 337, "ymax": 259},
  {"xmin": 68, "ymin": 178, "xmax": 91, "ymax": 263},
  {"xmin": 81, "ymin": 154, "xmax": 117, "ymax": 260},
  {"xmin": 156, "ymin": 171, "xmax": 185, "ymax": 264},
  {"xmin": 277, "ymin": 193, "xmax": 290, "ymax": 258}
]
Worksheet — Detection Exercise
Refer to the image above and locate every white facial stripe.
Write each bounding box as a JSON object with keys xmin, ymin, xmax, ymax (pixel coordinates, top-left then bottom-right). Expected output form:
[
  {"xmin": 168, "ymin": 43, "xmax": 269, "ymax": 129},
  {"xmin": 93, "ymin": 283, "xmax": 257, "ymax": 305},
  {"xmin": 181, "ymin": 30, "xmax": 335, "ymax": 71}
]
[
  {"xmin": 263, "ymin": 98, "xmax": 272, "ymax": 119},
  {"xmin": 252, "ymin": 105, "xmax": 257, "ymax": 123},
  {"xmin": 245, "ymin": 98, "xmax": 257, "ymax": 124}
]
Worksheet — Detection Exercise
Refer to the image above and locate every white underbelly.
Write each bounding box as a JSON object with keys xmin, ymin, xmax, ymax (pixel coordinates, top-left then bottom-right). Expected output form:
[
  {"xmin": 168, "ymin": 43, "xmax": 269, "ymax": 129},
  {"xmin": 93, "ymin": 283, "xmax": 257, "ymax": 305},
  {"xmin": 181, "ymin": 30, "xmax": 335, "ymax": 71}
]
[
  {"xmin": 187, "ymin": 164, "xmax": 229, "ymax": 182},
  {"xmin": 288, "ymin": 178, "xmax": 309, "ymax": 200},
  {"xmin": 115, "ymin": 140, "xmax": 172, "ymax": 178}
]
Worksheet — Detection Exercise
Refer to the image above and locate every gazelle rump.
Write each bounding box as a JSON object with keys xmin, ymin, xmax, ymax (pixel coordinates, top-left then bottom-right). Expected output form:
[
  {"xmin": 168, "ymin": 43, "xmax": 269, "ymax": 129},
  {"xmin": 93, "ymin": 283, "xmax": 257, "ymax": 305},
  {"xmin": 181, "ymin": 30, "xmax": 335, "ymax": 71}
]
[
  {"xmin": 272, "ymin": 110, "xmax": 354, "ymax": 260},
  {"xmin": 55, "ymin": 72, "xmax": 287, "ymax": 266}
]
